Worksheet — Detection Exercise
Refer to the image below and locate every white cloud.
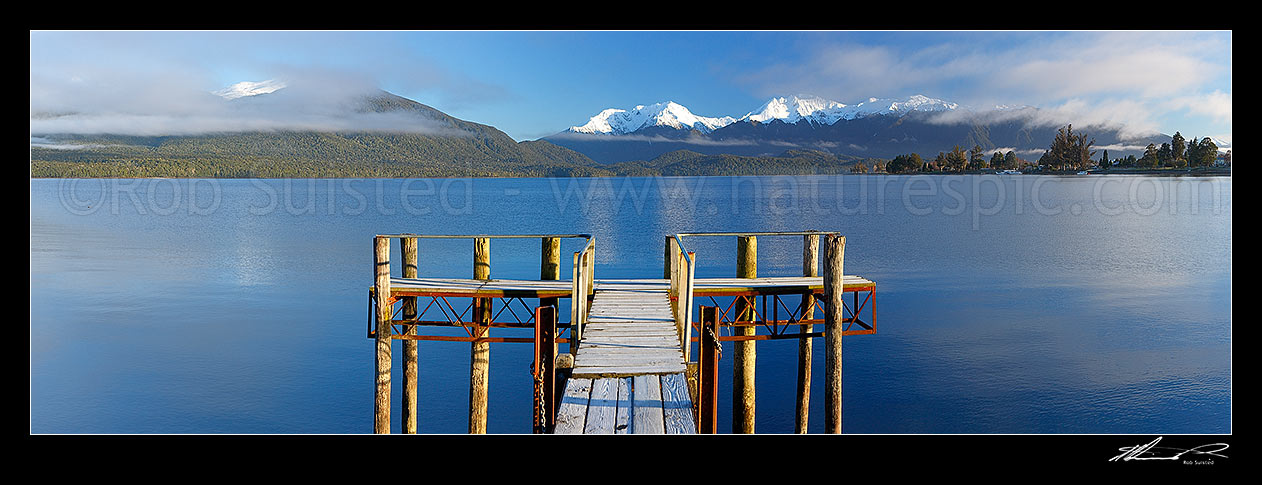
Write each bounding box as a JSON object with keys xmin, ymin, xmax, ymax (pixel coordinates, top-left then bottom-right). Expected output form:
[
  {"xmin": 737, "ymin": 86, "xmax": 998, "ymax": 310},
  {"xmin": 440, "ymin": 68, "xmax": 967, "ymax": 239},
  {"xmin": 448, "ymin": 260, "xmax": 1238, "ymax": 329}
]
[
  {"xmin": 1094, "ymin": 143, "xmax": 1157, "ymax": 152},
  {"xmin": 1165, "ymin": 90, "xmax": 1232, "ymax": 124},
  {"xmin": 29, "ymin": 32, "xmax": 512, "ymax": 137},
  {"xmin": 29, "ymin": 67, "xmax": 466, "ymax": 137},
  {"xmin": 738, "ymin": 32, "xmax": 1230, "ymax": 139}
]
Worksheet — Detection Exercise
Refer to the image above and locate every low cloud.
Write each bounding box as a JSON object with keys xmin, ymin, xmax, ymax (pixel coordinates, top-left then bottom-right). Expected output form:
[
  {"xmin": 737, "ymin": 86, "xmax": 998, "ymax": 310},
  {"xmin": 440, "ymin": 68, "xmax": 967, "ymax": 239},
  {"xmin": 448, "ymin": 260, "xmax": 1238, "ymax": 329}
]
[
  {"xmin": 29, "ymin": 111, "xmax": 467, "ymax": 138},
  {"xmin": 29, "ymin": 136, "xmax": 112, "ymax": 150},
  {"xmin": 1095, "ymin": 143, "xmax": 1157, "ymax": 151},
  {"xmin": 923, "ymin": 101, "xmax": 1163, "ymax": 141},
  {"xmin": 30, "ymin": 66, "xmax": 470, "ymax": 138}
]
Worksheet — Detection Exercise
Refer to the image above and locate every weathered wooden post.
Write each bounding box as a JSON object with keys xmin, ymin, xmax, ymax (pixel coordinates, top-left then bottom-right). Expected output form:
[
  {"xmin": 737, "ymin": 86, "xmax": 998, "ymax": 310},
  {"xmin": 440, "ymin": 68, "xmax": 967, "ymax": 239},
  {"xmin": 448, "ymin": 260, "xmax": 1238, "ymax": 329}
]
[
  {"xmin": 401, "ymin": 235, "xmax": 419, "ymax": 434},
  {"xmin": 541, "ymin": 237, "xmax": 561, "ymax": 312},
  {"xmin": 733, "ymin": 235, "xmax": 757, "ymax": 434},
  {"xmin": 796, "ymin": 233, "xmax": 818, "ymax": 433},
  {"xmin": 373, "ymin": 236, "xmax": 392, "ymax": 434},
  {"xmin": 823, "ymin": 234, "xmax": 846, "ymax": 434},
  {"xmin": 586, "ymin": 240, "xmax": 595, "ymax": 298},
  {"xmin": 664, "ymin": 235, "xmax": 678, "ymax": 279},
  {"xmin": 698, "ymin": 306, "xmax": 720, "ymax": 434},
  {"xmin": 469, "ymin": 237, "xmax": 491, "ymax": 434}
]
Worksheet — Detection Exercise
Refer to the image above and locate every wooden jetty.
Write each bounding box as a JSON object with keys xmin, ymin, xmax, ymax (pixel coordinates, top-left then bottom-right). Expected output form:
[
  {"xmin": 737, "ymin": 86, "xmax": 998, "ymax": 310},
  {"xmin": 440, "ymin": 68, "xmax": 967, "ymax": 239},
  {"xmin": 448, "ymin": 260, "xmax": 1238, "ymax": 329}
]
[{"xmin": 369, "ymin": 231, "xmax": 875, "ymax": 434}]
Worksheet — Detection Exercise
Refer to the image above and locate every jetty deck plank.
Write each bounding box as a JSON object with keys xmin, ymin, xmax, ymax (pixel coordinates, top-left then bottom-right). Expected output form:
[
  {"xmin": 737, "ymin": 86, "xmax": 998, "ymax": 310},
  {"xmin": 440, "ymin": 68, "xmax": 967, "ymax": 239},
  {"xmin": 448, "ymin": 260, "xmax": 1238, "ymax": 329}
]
[
  {"xmin": 631, "ymin": 375, "xmax": 665, "ymax": 433},
  {"xmin": 583, "ymin": 377, "xmax": 619, "ymax": 434},
  {"xmin": 660, "ymin": 372, "xmax": 695, "ymax": 434},
  {"xmin": 614, "ymin": 377, "xmax": 632, "ymax": 434},
  {"xmin": 554, "ymin": 377, "xmax": 593, "ymax": 434}
]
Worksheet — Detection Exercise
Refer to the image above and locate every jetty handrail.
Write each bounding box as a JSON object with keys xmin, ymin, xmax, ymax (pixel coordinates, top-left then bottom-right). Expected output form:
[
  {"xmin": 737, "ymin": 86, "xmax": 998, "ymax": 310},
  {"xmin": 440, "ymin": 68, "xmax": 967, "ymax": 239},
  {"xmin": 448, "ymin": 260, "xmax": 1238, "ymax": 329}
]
[
  {"xmin": 674, "ymin": 230, "xmax": 838, "ymax": 238},
  {"xmin": 570, "ymin": 237, "xmax": 595, "ymax": 354},
  {"xmin": 669, "ymin": 235, "xmax": 696, "ymax": 363},
  {"xmin": 375, "ymin": 233, "xmax": 593, "ymax": 240}
]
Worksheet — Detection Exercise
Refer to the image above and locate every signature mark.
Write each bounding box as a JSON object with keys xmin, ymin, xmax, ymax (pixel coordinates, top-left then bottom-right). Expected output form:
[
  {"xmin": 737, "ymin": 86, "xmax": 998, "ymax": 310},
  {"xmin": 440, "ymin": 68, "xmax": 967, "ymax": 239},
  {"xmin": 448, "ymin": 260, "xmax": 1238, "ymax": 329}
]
[{"xmin": 1109, "ymin": 437, "xmax": 1229, "ymax": 462}]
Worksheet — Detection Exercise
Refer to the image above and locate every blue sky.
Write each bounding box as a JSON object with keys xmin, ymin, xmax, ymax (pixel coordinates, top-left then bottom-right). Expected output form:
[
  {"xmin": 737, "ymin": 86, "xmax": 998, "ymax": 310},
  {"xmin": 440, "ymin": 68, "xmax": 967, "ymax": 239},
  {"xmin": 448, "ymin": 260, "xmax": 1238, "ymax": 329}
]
[{"xmin": 30, "ymin": 30, "xmax": 1232, "ymax": 146}]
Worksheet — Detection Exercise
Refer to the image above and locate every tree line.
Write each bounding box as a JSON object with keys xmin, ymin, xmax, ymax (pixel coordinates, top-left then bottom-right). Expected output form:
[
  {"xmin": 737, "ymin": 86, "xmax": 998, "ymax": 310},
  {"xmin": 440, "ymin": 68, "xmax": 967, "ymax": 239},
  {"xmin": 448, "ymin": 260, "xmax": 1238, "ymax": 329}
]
[
  {"xmin": 1099, "ymin": 132, "xmax": 1224, "ymax": 169},
  {"xmin": 883, "ymin": 145, "xmax": 1028, "ymax": 174},
  {"xmin": 881, "ymin": 124, "xmax": 1227, "ymax": 174}
]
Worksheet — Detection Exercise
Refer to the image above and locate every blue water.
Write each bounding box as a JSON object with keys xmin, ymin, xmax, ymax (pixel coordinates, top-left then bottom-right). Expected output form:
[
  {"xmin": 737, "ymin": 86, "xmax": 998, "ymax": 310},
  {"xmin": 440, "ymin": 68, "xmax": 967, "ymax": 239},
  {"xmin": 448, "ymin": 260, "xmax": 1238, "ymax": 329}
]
[{"xmin": 29, "ymin": 175, "xmax": 1231, "ymax": 434}]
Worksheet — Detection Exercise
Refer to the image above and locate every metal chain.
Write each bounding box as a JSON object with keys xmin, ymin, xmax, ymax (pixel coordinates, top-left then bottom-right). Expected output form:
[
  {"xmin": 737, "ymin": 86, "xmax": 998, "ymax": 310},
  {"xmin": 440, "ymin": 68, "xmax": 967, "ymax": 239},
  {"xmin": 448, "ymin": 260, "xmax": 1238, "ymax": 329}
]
[
  {"xmin": 706, "ymin": 326, "xmax": 722, "ymax": 360},
  {"xmin": 530, "ymin": 362, "xmax": 545, "ymax": 433}
]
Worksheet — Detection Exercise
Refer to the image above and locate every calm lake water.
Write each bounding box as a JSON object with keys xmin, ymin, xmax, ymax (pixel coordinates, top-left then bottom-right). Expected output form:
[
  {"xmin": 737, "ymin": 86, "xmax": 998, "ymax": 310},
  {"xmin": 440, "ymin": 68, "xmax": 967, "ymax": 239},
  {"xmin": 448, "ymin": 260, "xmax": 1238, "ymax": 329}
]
[{"xmin": 29, "ymin": 175, "xmax": 1231, "ymax": 434}]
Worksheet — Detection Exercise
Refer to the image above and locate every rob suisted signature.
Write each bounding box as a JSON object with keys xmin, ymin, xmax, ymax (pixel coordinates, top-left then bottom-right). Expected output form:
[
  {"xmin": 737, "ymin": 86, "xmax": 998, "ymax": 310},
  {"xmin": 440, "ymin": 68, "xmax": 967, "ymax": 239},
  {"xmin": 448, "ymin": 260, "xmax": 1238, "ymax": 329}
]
[{"xmin": 1109, "ymin": 437, "xmax": 1229, "ymax": 463}]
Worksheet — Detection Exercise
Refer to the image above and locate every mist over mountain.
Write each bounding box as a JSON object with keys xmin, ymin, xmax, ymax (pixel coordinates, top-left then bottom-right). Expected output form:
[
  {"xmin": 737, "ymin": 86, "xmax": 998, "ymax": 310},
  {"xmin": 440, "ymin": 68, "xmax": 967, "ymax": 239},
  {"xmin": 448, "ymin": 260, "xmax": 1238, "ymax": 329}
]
[{"xmin": 30, "ymin": 85, "xmax": 604, "ymax": 178}]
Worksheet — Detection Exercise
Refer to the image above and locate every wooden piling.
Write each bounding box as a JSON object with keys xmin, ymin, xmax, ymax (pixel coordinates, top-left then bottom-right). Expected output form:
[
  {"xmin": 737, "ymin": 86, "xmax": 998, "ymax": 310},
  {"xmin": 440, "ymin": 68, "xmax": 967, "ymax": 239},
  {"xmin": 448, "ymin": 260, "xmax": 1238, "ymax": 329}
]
[
  {"xmin": 586, "ymin": 240, "xmax": 595, "ymax": 298},
  {"xmin": 541, "ymin": 237, "xmax": 560, "ymax": 312},
  {"xmin": 664, "ymin": 236, "xmax": 678, "ymax": 279},
  {"xmin": 796, "ymin": 233, "xmax": 818, "ymax": 433},
  {"xmin": 469, "ymin": 237, "xmax": 491, "ymax": 434},
  {"xmin": 823, "ymin": 234, "xmax": 846, "ymax": 434},
  {"xmin": 373, "ymin": 236, "xmax": 392, "ymax": 434},
  {"xmin": 733, "ymin": 235, "xmax": 757, "ymax": 434},
  {"xmin": 401, "ymin": 236, "xmax": 419, "ymax": 434}
]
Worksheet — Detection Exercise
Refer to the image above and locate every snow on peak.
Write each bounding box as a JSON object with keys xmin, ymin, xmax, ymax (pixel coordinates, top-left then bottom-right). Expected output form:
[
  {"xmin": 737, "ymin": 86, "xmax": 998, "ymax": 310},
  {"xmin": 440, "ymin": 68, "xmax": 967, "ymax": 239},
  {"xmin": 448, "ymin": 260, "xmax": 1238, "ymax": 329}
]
[
  {"xmin": 213, "ymin": 79, "xmax": 287, "ymax": 100},
  {"xmin": 743, "ymin": 95, "xmax": 849, "ymax": 124},
  {"xmin": 568, "ymin": 94, "xmax": 962, "ymax": 135},
  {"xmin": 569, "ymin": 101, "xmax": 736, "ymax": 135},
  {"xmin": 741, "ymin": 94, "xmax": 959, "ymax": 125},
  {"xmin": 879, "ymin": 94, "xmax": 958, "ymax": 113}
]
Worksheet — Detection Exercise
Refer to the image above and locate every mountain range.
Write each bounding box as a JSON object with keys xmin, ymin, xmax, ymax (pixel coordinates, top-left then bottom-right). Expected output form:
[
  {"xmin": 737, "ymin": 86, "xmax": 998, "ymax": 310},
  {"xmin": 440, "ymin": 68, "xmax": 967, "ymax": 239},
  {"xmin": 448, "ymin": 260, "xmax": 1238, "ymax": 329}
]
[{"xmin": 544, "ymin": 94, "xmax": 1177, "ymax": 163}]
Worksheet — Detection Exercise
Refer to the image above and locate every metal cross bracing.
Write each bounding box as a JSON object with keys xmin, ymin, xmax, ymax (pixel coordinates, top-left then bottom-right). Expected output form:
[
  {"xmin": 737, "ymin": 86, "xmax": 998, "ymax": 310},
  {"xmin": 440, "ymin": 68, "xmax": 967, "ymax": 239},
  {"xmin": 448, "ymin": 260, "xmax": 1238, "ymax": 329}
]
[
  {"xmin": 367, "ymin": 288, "xmax": 578, "ymax": 345},
  {"xmin": 369, "ymin": 285, "xmax": 570, "ymax": 433},
  {"xmin": 690, "ymin": 286, "xmax": 876, "ymax": 342}
]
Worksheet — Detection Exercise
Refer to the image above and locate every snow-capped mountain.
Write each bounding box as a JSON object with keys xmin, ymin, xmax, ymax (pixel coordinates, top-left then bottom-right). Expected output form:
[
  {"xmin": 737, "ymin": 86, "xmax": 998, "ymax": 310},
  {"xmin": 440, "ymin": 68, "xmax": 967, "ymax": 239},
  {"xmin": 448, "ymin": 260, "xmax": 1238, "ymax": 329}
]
[
  {"xmin": 212, "ymin": 79, "xmax": 287, "ymax": 100},
  {"xmin": 546, "ymin": 93, "xmax": 1168, "ymax": 164},
  {"xmin": 568, "ymin": 101, "xmax": 736, "ymax": 135},
  {"xmin": 741, "ymin": 94, "xmax": 959, "ymax": 125},
  {"xmin": 567, "ymin": 94, "xmax": 961, "ymax": 136},
  {"xmin": 741, "ymin": 95, "xmax": 849, "ymax": 124}
]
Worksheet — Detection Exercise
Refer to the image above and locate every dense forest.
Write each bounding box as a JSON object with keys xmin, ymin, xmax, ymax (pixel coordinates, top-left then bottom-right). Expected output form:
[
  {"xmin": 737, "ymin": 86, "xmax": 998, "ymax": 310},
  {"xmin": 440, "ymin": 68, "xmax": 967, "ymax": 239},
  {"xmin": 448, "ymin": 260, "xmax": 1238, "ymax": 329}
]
[{"xmin": 30, "ymin": 132, "xmax": 878, "ymax": 178}]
